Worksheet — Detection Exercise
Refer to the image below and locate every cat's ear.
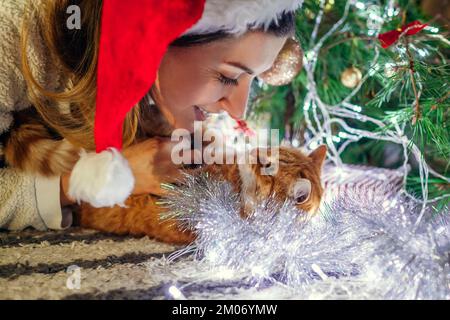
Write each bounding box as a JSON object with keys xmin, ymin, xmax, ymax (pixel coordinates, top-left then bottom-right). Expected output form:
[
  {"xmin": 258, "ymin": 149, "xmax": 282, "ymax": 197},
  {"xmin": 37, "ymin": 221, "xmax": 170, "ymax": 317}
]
[{"xmin": 309, "ymin": 145, "xmax": 327, "ymax": 167}]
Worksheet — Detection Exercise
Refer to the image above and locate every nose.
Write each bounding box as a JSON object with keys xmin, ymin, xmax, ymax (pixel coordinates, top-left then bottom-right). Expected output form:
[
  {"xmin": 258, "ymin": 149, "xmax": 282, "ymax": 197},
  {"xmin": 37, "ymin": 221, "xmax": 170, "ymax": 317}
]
[{"xmin": 218, "ymin": 80, "xmax": 251, "ymax": 119}]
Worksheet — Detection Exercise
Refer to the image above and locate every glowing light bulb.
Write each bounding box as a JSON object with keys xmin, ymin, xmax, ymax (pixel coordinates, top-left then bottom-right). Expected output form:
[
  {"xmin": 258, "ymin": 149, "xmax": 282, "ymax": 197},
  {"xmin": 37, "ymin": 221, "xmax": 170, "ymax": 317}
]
[
  {"xmin": 207, "ymin": 250, "xmax": 219, "ymax": 263},
  {"xmin": 305, "ymin": 50, "xmax": 315, "ymax": 61},
  {"xmin": 350, "ymin": 105, "xmax": 362, "ymax": 112},
  {"xmin": 425, "ymin": 26, "xmax": 439, "ymax": 33},
  {"xmin": 390, "ymin": 116, "xmax": 398, "ymax": 126},
  {"xmin": 217, "ymin": 267, "xmax": 235, "ymax": 280},
  {"xmin": 355, "ymin": 2, "xmax": 365, "ymax": 10},
  {"xmin": 369, "ymin": 13, "xmax": 381, "ymax": 21},
  {"xmin": 309, "ymin": 141, "xmax": 319, "ymax": 150},
  {"xmin": 417, "ymin": 48, "xmax": 428, "ymax": 58},
  {"xmin": 168, "ymin": 286, "xmax": 186, "ymax": 300},
  {"xmin": 251, "ymin": 266, "xmax": 266, "ymax": 277},
  {"xmin": 311, "ymin": 264, "xmax": 329, "ymax": 280},
  {"xmin": 304, "ymin": 101, "xmax": 311, "ymax": 111},
  {"xmin": 338, "ymin": 132, "xmax": 349, "ymax": 139},
  {"xmin": 292, "ymin": 138, "xmax": 300, "ymax": 148}
]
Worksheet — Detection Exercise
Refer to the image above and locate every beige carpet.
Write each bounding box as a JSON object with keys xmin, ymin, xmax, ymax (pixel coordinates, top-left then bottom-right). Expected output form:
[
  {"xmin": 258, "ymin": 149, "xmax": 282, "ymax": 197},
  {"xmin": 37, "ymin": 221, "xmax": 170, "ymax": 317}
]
[{"xmin": 0, "ymin": 228, "xmax": 181, "ymax": 299}]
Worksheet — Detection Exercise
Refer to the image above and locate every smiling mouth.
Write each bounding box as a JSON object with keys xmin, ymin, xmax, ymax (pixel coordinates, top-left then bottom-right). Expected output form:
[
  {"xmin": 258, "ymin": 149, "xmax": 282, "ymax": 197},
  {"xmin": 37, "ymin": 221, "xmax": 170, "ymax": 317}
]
[{"xmin": 194, "ymin": 105, "xmax": 211, "ymax": 121}]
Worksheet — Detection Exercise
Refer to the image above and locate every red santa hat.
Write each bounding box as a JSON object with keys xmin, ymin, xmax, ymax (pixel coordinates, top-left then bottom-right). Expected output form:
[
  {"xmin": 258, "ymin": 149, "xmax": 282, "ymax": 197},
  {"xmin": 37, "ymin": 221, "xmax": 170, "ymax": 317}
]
[{"xmin": 68, "ymin": 0, "xmax": 303, "ymax": 208}]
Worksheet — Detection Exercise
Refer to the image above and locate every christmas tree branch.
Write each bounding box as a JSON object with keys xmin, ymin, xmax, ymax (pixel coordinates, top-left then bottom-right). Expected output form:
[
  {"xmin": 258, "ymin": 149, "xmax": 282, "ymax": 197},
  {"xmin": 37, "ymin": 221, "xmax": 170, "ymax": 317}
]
[
  {"xmin": 251, "ymin": 0, "xmax": 450, "ymax": 212},
  {"xmin": 404, "ymin": 37, "xmax": 421, "ymax": 124}
]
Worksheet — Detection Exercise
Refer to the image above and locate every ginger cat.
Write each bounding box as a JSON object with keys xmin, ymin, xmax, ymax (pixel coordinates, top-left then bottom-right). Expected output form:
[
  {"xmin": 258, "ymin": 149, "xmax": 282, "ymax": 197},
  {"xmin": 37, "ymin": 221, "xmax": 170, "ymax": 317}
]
[
  {"xmin": 78, "ymin": 145, "xmax": 327, "ymax": 245},
  {"xmin": 1, "ymin": 101, "xmax": 327, "ymax": 245}
]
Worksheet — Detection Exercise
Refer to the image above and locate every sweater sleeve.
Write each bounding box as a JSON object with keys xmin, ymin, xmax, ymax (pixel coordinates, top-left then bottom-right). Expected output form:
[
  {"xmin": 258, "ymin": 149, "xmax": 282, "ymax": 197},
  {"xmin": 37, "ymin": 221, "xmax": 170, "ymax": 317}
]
[
  {"xmin": 0, "ymin": 1, "xmax": 43, "ymax": 230},
  {"xmin": 0, "ymin": 0, "xmax": 29, "ymax": 134},
  {"xmin": 35, "ymin": 174, "xmax": 73, "ymax": 229},
  {"xmin": 0, "ymin": 0, "xmax": 62, "ymax": 130},
  {"xmin": 0, "ymin": 0, "xmax": 69, "ymax": 231},
  {"xmin": 0, "ymin": 168, "xmax": 47, "ymax": 231}
]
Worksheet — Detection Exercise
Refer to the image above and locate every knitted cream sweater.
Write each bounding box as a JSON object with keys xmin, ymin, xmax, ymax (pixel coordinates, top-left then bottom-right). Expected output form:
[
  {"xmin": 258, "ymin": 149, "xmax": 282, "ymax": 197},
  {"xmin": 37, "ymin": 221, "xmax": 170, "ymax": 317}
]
[{"xmin": 0, "ymin": 0, "xmax": 69, "ymax": 230}]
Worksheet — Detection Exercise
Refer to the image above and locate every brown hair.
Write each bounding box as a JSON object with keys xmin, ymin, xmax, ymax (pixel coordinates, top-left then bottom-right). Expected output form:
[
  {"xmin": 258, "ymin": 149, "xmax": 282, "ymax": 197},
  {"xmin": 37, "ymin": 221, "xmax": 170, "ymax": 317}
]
[{"xmin": 20, "ymin": 0, "xmax": 139, "ymax": 150}]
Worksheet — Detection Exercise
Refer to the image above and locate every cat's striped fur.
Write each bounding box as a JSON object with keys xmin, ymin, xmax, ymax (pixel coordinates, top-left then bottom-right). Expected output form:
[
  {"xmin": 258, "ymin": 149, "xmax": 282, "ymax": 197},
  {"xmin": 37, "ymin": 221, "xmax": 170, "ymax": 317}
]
[{"xmin": 4, "ymin": 124, "xmax": 79, "ymax": 176}]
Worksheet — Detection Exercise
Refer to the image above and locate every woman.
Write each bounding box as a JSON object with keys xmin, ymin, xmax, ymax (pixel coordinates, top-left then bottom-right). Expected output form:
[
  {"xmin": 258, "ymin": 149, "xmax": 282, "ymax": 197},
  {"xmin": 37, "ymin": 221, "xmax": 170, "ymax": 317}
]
[{"xmin": 0, "ymin": 0, "xmax": 301, "ymax": 230}]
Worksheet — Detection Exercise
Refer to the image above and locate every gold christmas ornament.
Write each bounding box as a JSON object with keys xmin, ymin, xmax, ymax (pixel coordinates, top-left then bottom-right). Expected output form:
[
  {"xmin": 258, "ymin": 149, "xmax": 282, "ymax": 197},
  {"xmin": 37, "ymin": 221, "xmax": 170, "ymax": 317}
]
[
  {"xmin": 259, "ymin": 37, "xmax": 303, "ymax": 86},
  {"xmin": 340, "ymin": 67, "xmax": 363, "ymax": 89}
]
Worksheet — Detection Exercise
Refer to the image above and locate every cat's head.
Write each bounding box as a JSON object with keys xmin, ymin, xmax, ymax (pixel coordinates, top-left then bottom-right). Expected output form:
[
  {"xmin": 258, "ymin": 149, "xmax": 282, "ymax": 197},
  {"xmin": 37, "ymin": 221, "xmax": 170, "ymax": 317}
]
[{"xmin": 238, "ymin": 145, "xmax": 327, "ymax": 216}]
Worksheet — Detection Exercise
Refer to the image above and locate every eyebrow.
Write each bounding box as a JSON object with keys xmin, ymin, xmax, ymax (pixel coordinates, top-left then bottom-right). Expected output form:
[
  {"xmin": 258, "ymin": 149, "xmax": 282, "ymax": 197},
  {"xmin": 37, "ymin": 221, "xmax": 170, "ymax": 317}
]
[{"xmin": 225, "ymin": 61, "xmax": 255, "ymax": 75}]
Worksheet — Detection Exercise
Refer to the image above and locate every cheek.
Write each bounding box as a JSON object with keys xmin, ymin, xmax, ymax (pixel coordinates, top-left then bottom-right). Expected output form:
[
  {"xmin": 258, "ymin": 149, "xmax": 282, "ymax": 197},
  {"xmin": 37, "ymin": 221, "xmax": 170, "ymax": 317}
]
[
  {"xmin": 158, "ymin": 66, "xmax": 197, "ymax": 106},
  {"xmin": 160, "ymin": 68, "xmax": 225, "ymax": 109},
  {"xmin": 254, "ymin": 175, "xmax": 275, "ymax": 199},
  {"xmin": 159, "ymin": 50, "xmax": 224, "ymax": 105},
  {"xmin": 189, "ymin": 81, "xmax": 225, "ymax": 106},
  {"xmin": 302, "ymin": 188, "xmax": 323, "ymax": 214}
]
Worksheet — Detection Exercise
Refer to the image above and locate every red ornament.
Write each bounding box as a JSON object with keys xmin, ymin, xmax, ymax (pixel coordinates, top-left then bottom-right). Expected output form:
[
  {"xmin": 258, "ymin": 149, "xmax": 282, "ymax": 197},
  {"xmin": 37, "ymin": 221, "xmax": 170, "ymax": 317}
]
[
  {"xmin": 378, "ymin": 20, "xmax": 428, "ymax": 49},
  {"xmin": 233, "ymin": 119, "xmax": 256, "ymax": 137}
]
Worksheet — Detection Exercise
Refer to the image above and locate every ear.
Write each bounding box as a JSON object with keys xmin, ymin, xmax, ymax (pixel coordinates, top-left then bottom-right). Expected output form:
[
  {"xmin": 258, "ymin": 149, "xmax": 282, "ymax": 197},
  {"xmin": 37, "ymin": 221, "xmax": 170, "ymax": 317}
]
[{"xmin": 309, "ymin": 145, "xmax": 327, "ymax": 168}]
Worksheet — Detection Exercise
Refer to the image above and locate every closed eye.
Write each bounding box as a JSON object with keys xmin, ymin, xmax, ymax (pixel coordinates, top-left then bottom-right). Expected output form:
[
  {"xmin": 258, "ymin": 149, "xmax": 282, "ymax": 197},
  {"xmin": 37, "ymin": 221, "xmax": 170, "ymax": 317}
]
[{"xmin": 218, "ymin": 74, "xmax": 239, "ymax": 86}]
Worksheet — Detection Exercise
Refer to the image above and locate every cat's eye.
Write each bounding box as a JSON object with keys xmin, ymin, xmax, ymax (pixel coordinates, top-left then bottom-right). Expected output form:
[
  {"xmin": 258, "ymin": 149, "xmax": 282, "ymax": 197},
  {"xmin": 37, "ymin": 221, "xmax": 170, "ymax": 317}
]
[
  {"xmin": 292, "ymin": 179, "xmax": 311, "ymax": 204},
  {"xmin": 296, "ymin": 194, "xmax": 308, "ymax": 204}
]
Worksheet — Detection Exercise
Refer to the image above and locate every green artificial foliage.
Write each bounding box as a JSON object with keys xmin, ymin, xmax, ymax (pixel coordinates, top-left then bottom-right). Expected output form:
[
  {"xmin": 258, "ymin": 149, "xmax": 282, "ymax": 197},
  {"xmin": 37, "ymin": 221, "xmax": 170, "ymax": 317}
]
[{"xmin": 249, "ymin": 0, "xmax": 449, "ymax": 210}]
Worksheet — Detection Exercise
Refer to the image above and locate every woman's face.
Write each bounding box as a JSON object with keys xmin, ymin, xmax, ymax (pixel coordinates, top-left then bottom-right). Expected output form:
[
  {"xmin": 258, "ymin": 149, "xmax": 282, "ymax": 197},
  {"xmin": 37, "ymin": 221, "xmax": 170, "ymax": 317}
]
[{"xmin": 151, "ymin": 31, "xmax": 287, "ymax": 132}]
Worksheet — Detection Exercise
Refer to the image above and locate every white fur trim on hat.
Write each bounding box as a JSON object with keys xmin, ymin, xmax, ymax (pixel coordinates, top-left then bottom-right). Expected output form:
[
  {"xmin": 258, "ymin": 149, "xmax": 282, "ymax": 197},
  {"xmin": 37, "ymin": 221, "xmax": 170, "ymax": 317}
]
[
  {"xmin": 68, "ymin": 148, "xmax": 135, "ymax": 208},
  {"xmin": 184, "ymin": 0, "xmax": 303, "ymax": 36}
]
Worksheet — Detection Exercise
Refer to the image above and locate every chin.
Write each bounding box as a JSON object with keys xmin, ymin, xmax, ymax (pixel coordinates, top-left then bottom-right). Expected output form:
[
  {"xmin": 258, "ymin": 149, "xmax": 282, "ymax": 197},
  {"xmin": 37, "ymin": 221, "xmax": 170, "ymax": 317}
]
[
  {"xmin": 186, "ymin": 124, "xmax": 196, "ymax": 134},
  {"xmin": 170, "ymin": 107, "xmax": 202, "ymax": 133},
  {"xmin": 172, "ymin": 120, "xmax": 196, "ymax": 133}
]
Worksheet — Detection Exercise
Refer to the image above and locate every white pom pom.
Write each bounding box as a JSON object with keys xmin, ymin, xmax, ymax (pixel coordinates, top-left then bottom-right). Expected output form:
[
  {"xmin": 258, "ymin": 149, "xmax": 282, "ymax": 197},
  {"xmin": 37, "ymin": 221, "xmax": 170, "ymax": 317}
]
[
  {"xmin": 68, "ymin": 148, "xmax": 135, "ymax": 208},
  {"xmin": 184, "ymin": 0, "xmax": 303, "ymax": 36}
]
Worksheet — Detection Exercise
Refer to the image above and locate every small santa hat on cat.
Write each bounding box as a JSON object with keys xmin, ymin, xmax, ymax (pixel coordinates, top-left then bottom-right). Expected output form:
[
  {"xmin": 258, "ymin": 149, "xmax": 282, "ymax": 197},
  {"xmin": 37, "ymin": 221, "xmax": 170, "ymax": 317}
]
[{"xmin": 68, "ymin": 0, "xmax": 304, "ymax": 208}]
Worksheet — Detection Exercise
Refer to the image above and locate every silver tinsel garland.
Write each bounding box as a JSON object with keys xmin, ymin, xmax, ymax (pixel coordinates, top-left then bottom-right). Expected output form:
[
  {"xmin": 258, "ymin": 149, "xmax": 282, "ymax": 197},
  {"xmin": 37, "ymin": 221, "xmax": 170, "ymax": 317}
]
[{"xmin": 161, "ymin": 173, "xmax": 450, "ymax": 299}]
